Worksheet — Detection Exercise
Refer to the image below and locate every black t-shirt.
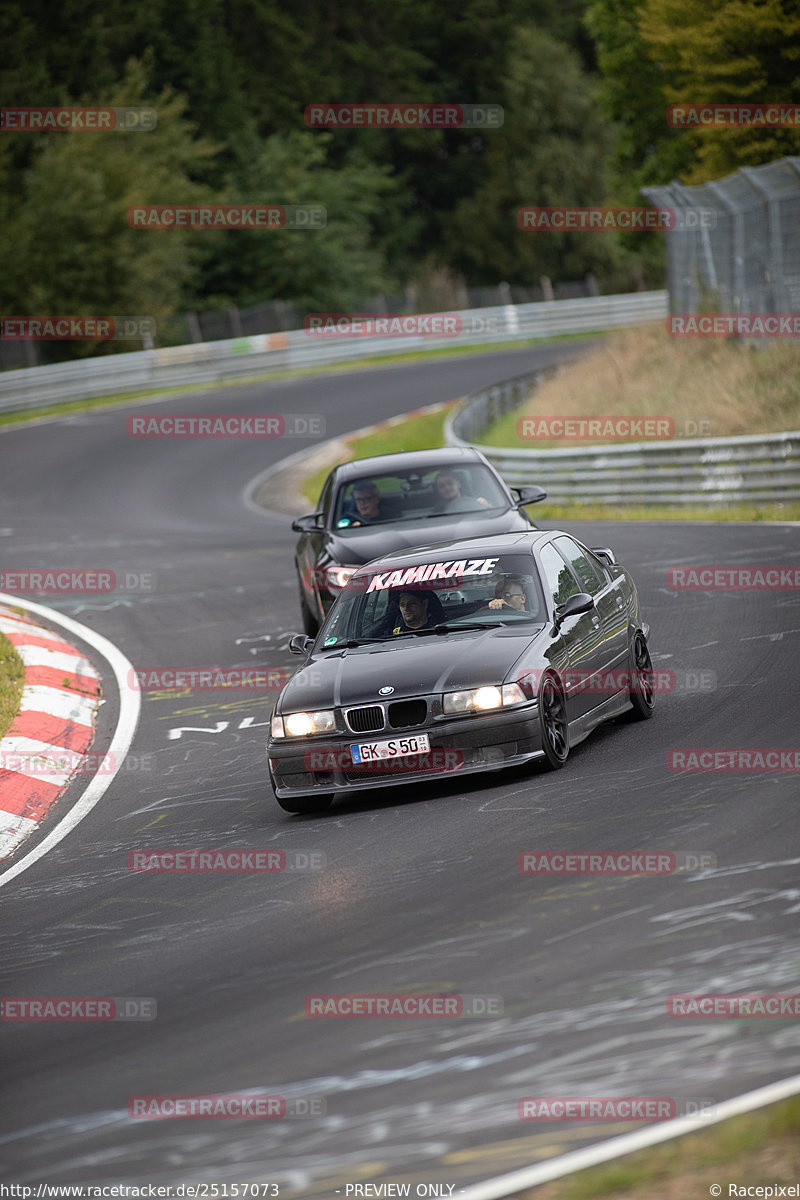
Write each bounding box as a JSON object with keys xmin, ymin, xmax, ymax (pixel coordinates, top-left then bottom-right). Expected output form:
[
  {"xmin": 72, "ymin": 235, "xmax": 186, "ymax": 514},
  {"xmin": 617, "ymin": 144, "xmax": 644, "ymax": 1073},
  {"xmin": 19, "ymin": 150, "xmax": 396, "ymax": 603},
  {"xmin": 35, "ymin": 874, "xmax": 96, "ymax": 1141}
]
[{"xmin": 391, "ymin": 617, "xmax": 435, "ymax": 635}]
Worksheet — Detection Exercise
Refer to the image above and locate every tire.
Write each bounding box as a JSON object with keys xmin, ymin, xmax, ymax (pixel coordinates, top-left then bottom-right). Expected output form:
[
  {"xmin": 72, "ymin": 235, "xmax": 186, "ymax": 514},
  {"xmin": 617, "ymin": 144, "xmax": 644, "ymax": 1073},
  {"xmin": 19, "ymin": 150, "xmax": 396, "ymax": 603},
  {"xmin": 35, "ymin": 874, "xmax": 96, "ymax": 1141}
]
[
  {"xmin": 626, "ymin": 630, "xmax": 656, "ymax": 721},
  {"xmin": 297, "ymin": 571, "xmax": 319, "ymax": 637},
  {"xmin": 537, "ymin": 671, "xmax": 569, "ymax": 770},
  {"xmin": 276, "ymin": 793, "xmax": 334, "ymax": 814}
]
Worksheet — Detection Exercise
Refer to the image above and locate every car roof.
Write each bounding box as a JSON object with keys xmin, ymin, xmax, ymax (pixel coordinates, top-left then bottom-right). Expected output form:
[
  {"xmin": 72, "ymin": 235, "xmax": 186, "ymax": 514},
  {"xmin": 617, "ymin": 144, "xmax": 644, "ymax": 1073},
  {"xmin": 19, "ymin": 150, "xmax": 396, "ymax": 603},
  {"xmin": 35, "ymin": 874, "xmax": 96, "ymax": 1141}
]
[
  {"xmin": 355, "ymin": 529, "xmax": 562, "ymax": 570},
  {"xmin": 333, "ymin": 447, "xmax": 488, "ymax": 483}
]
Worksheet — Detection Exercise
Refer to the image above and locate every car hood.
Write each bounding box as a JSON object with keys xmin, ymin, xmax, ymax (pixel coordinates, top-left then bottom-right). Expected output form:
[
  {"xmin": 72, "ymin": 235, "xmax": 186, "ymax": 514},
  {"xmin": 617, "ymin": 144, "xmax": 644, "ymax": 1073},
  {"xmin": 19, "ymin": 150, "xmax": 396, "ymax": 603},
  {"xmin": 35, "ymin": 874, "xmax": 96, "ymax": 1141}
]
[
  {"xmin": 280, "ymin": 624, "xmax": 547, "ymax": 711},
  {"xmin": 324, "ymin": 508, "xmax": 532, "ymax": 566}
]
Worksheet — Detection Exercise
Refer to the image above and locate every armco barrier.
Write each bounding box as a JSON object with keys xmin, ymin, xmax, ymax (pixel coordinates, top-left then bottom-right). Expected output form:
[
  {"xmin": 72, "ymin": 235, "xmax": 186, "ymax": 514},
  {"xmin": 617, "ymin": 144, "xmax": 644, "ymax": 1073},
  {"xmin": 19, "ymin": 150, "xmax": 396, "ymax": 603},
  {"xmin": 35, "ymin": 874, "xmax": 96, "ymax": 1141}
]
[
  {"xmin": 445, "ymin": 370, "xmax": 800, "ymax": 505},
  {"xmin": 0, "ymin": 291, "xmax": 667, "ymax": 412}
]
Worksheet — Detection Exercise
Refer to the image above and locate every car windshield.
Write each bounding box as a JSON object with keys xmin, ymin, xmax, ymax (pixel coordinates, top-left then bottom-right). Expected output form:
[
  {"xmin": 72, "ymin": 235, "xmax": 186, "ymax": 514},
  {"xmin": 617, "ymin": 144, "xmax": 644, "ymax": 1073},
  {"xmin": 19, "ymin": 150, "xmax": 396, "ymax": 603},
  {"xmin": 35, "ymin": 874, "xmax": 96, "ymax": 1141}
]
[
  {"xmin": 317, "ymin": 553, "xmax": 545, "ymax": 645},
  {"xmin": 332, "ymin": 464, "xmax": 509, "ymax": 528}
]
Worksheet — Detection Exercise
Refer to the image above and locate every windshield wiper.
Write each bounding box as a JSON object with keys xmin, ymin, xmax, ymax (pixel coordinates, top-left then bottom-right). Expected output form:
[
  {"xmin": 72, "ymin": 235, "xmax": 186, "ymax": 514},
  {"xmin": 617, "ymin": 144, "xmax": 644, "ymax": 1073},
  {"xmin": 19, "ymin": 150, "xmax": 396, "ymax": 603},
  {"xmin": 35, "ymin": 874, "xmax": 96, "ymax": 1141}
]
[
  {"xmin": 422, "ymin": 511, "xmax": 501, "ymax": 520},
  {"xmin": 317, "ymin": 637, "xmax": 386, "ymax": 651},
  {"xmin": 391, "ymin": 622, "xmax": 498, "ymax": 637}
]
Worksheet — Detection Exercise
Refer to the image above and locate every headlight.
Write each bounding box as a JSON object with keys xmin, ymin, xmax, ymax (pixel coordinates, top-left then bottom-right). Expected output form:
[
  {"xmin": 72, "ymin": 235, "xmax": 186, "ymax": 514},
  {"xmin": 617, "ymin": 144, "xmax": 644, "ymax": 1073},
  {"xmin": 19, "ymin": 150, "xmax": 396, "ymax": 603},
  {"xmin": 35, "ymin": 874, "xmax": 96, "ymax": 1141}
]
[
  {"xmin": 325, "ymin": 565, "xmax": 358, "ymax": 590},
  {"xmin": 271, "ymin": 710, "xmax": 336, "ymax": 738},
  {"xmin": 442, "ymin": 683, "xmax": 526, "ymax": 715}
]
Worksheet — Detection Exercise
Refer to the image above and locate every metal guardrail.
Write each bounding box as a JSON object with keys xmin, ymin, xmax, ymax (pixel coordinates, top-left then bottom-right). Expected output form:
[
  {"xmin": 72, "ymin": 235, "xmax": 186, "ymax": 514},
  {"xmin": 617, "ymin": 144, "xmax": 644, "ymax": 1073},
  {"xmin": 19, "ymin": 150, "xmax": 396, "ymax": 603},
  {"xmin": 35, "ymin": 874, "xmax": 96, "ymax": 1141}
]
[
  {"xmin": 0, "ymin": 290, "xmax": 668, "ymax": 412},
  {"xmin": 445, "ymin": 369, "xmax": 800, "ymax": 505}
]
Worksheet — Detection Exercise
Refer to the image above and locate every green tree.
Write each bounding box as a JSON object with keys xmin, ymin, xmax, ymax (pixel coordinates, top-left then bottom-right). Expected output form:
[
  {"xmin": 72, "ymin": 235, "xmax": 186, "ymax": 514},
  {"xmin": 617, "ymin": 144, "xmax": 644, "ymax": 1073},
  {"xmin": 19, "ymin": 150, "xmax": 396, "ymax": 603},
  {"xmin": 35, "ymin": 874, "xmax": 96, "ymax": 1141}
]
[
  {"xmin": 639, "ymin": 0, "xmax": 800, "ymax": 181},
  {"xmin": 444, "ymin": 27, "xmax": 628, "ymax": 287},
  {"xmin": 584, "ymin": 0, "xmax": 693, "ymax": 200},
  {"xmin": 0, "ymin": 61, "xmax": 216, "ymax": 353},
  {"xmin": 198, "ymin": 132, "xmax": 397, "ymax": 310}
]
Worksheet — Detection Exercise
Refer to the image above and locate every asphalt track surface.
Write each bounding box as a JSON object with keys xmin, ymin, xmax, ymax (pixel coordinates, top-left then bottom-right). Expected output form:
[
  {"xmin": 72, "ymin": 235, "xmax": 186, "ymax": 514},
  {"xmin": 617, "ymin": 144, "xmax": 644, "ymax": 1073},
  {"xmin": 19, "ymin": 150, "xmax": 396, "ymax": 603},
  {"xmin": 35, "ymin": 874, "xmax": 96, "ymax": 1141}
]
[{"xmin": 1, "ymin": 343, "xmax": 799, "ymax": 1193}]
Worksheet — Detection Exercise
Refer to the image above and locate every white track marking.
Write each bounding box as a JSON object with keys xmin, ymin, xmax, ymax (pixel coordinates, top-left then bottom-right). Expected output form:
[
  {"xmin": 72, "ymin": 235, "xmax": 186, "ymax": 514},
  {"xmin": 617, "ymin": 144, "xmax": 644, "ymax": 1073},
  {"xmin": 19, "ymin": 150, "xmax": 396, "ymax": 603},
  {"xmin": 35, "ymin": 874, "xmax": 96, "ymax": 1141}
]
[
  {"xmin": 19, "ymin": 685, "xmax": 100, "ymax": 725},
  {"xmin": 0, "ymin": 736, "xmax": 83, "ymax": 786},
  {"xmin": 14, "ymin": 643, "xmax": 98, "ymax": 676},
  {"xmin": 459, "ymin": 1072, "xmax": 800, "ymax": 1200},
  {"xmin": 0, "ymin": 616, "xmax": 65, "ymax": 642},
  {"xmin": 0, "ymin": 812, "xmax": 39, "ymax": 859}
]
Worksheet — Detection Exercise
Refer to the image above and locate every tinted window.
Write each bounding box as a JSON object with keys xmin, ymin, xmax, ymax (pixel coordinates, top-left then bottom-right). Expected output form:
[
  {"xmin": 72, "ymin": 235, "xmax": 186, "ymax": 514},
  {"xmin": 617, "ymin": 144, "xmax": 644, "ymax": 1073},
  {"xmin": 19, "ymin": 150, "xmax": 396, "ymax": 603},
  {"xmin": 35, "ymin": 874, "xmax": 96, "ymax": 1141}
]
[
  {"xmin": 539, "ymin": 543, "xmax": 581, "ymax": 607},
  {"xmin": 553, "ymin": 536, "xmax": 607, "ymax": 595},
  {"xmin": 317, "ymin": 553, "xmax": 544, "ymax": 644},
  {"xmin": 332, "ymin": 465, "xmax": 508, "ymax": 528}
]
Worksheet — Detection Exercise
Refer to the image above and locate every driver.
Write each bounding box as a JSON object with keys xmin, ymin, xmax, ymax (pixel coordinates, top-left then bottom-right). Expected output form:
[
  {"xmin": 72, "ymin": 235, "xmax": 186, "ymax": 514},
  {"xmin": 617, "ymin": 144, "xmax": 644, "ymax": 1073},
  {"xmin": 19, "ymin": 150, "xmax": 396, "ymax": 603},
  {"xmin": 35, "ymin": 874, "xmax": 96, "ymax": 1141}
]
[
  {"xmin": 348, "ymin": 480, "xmax": 397, "ymax": 526},
  {"xmin": 391, "ymin": 589, "xmax": 437, "ymax": 634}
]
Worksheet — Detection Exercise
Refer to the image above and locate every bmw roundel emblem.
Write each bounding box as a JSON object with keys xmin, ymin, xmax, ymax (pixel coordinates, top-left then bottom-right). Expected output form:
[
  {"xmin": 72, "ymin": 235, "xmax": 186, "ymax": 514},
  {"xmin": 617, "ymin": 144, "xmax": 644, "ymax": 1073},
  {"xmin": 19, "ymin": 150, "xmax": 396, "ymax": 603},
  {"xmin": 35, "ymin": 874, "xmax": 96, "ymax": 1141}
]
[{"xmin": 379, "ymin": 686, "xmax": 394, "ymax": 696}]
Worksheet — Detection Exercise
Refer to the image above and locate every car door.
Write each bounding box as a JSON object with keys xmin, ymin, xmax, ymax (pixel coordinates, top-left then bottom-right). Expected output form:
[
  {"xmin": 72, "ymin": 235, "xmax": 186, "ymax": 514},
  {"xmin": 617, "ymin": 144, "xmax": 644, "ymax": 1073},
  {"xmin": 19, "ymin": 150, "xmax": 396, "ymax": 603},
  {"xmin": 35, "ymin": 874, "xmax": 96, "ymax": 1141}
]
[
  {"xmin": 538, "ymin": 541, "xmax": 608, "ymax": 720},
  {"xmin": 297, "ymin": 472, "xmax": 333, "ymax": 604},
  {"xmin": 553, "ymin": 535, "xmax": 629, "ymax": 684}
]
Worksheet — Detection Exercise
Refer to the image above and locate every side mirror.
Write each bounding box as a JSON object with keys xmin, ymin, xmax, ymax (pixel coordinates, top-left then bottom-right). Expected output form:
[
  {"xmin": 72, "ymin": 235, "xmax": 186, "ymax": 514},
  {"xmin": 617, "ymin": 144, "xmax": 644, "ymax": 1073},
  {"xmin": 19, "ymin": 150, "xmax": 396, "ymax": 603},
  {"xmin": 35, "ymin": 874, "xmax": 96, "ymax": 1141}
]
[
  {"xmin": 511, "ymin": 484, "xmax": 547, "ymax": 506},
  {"xmin": 554, "ymin": 592, "xmax": 594, "ymax": 630},
  {"xmin": 291, "ymin": 512, "xmax": 324, "ymax": 534},
  {"xmin": 289, "ymin": 633, "xmax": 315, "ymax": 656},
  {"xmin": 591, "ymin": 546, "xmax": 617, "ymax": 566}
]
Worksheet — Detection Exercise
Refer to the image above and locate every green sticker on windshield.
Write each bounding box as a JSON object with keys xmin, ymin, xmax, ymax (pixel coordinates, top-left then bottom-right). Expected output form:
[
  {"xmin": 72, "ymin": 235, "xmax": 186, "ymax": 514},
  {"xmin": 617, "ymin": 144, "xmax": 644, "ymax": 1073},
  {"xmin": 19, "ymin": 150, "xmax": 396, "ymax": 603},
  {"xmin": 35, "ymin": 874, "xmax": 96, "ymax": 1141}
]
[{"xmin": 324, "ymin": 636, "xmax": 338, "ymax": 645}]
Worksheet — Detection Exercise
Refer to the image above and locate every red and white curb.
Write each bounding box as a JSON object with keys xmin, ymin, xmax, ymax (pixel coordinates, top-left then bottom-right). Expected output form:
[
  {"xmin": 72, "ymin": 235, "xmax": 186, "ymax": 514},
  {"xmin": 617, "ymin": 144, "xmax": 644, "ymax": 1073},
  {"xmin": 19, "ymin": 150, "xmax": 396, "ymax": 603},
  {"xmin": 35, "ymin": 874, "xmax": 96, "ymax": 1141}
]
[
  {"xmin": 0, "ymin": 604, "xmax": 102, "ymax": 860},
  {"xmin": 0, "ymin": 596, "xmax": 140, "ymax": 884}
]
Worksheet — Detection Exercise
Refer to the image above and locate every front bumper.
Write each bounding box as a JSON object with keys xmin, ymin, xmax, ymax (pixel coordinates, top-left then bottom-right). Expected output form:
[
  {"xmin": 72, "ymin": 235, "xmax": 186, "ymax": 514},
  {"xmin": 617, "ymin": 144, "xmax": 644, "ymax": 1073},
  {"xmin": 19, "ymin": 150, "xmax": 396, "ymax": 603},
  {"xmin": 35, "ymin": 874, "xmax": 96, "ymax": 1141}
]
[{"xmin": 267, "ymin": 702, "xmax": 544, "ymax": 798}]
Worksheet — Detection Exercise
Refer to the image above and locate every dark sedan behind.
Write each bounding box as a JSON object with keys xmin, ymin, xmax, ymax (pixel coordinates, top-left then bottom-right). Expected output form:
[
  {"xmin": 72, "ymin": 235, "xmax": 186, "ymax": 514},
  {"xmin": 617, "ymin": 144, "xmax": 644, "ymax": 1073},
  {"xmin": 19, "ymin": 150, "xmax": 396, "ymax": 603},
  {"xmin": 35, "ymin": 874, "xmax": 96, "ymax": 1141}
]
[{"xmin": 292, "ymin": 446, "xmax": 546, "ymax": 633}]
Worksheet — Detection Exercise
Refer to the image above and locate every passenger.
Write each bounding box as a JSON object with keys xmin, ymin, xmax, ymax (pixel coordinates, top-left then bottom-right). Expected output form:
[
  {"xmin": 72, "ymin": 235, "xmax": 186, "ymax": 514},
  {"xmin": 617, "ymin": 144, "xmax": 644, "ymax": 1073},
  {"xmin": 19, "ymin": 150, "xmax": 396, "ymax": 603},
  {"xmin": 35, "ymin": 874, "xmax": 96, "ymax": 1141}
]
[{"xmin": 433, "ymin": 469, "xmax": 489, "ymax": 511}]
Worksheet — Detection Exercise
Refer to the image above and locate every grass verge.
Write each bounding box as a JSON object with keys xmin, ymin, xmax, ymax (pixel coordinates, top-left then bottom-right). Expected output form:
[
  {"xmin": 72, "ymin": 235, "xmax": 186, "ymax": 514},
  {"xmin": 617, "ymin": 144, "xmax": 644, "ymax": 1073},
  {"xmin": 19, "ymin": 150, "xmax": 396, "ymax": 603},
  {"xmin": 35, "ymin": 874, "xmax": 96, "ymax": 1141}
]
[
  {"xmin": 479, "ymin": 322, "xmax": 800, "ymax": 448},
  {"xmin": 0, "ymin": 628, "xmax": 25, "ymax": 740},
  {"xmin": 523, "ymin": 1094, "xmax": 800, "ymax": 1200}
]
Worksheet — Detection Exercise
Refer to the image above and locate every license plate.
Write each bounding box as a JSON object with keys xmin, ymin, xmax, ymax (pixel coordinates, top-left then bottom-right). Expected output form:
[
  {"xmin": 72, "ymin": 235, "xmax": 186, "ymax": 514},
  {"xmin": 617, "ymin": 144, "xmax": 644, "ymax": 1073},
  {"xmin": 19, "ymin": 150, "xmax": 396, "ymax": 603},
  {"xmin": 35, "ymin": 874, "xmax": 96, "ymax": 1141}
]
[{"xmin": 350, "ymin": 734, "xmax": 431, "ymax": 763}]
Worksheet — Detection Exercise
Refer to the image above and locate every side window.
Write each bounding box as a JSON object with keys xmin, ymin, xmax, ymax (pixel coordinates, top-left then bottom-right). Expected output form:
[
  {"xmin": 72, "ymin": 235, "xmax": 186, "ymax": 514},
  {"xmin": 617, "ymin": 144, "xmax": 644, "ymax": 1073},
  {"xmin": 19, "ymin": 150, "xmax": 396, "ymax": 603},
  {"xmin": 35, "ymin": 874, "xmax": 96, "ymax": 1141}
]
[
  {"xmin": 539, "ymin": 543, "xmax": 580, "ymax": 608},
  {"xmin": 554, "ymin": 536, "xmax": 607, "ymax": 595}
]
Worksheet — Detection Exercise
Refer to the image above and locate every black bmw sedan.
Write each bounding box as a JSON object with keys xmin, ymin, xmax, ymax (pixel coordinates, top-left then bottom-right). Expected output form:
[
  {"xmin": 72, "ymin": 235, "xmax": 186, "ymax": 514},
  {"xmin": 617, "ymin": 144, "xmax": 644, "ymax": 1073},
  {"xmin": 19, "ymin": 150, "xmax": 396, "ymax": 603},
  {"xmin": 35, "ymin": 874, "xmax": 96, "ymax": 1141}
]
[
  {"xmin": 292, "ymin": 446, "xmax": 546, "ymax": 634},
  {"xmin": 269, "ymin": 529, "xmax": 655, "ymax": 813}
]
